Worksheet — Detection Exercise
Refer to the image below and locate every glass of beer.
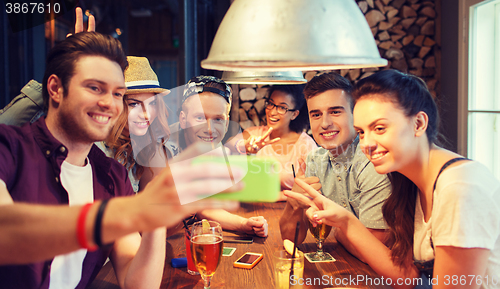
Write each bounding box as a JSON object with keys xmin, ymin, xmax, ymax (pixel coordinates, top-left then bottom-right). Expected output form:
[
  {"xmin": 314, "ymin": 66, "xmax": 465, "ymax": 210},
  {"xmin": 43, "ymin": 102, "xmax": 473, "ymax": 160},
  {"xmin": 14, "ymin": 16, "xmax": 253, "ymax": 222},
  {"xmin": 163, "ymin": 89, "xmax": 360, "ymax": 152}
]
[
  {"xmin": 184, "ymin": 227, "xmax": 199, "ymax": 275},
  {"xmin": 191, "ymin": 220, "xmax": 223, "ymax": 289},
  {"xmin": 306, "ymin": 222, "xmax": 332, "ymax": 261}
]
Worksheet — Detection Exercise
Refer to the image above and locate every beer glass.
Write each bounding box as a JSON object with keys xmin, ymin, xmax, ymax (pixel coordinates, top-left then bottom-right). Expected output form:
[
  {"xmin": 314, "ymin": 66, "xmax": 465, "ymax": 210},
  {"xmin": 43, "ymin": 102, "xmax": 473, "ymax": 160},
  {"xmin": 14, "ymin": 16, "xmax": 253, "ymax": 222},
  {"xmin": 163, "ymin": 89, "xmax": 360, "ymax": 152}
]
[
  {"xmin": 191, "ymin": 220, "xmax": 223, "ymax": 289},
  {"xmin": 184, "ymin": 227, "xmax": 199, "ymax": 275},
  {"xmin": 306, "ymin": 222, "xmax": 332, "ymax": 261}
]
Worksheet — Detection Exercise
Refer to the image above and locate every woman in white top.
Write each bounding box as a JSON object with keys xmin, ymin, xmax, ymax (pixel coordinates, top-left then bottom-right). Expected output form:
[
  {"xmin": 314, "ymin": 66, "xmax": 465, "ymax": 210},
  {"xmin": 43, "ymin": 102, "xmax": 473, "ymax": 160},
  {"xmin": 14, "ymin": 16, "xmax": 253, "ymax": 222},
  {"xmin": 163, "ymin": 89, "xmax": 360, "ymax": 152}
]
[{"xmin": 286, "ymin": 69, "xmax": 500, "ymax": 289}]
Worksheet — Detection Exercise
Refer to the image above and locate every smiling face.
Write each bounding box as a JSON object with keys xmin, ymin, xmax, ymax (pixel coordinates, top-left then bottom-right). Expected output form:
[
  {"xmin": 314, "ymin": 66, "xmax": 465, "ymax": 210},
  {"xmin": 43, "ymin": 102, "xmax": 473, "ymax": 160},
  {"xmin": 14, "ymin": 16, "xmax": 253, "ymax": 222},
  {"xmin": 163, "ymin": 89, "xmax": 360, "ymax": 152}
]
[
  {"xmin": 180, "ymin": 92, "xmax": 230, "ymax": 147},
  {"xmin": 307, "ymin": 89, "xmax": 356, "ymax": 156},
  {"xmin": 353, "ymin": 96, "xmax": 417, "ymax": 174},
  {"xmin": 54, "ymin": 55, "xmax": 126, "ymax": 143},
  {"xmin": 126, "ymin": 93, "xmax": 158, "ymax": 137},
  {"xmin": 265, "ymin": 90, "xmax": 299, "ymax": 133}
]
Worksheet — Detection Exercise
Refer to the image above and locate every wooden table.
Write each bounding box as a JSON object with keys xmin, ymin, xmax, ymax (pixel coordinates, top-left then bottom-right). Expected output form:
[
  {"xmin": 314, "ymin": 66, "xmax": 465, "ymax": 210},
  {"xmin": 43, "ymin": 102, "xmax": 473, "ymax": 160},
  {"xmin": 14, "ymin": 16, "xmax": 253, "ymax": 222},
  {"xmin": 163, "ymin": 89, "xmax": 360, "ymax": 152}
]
[{"xmin": 89, "ymin": 202, "xmax": 391, "ymax": 289}]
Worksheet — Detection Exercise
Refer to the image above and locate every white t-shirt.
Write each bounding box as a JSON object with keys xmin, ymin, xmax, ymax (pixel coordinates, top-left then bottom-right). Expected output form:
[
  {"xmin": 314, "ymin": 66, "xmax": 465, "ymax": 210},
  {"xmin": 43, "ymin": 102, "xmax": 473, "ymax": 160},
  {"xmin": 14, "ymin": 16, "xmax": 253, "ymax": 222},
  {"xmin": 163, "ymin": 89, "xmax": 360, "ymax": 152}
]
[
  {"xmin": 49, "ymin": 160, "xmax": 94, "ymax": 289},
  {"xmin": 414, "ymin": 161, "xmax": 500, "ymax": 288}
]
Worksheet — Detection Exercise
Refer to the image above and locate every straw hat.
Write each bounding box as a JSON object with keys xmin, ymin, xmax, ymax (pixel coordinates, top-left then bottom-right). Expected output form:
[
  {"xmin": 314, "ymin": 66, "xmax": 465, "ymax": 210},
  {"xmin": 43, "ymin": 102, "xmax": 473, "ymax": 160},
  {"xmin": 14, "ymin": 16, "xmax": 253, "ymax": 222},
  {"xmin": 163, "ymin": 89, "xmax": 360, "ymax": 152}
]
[{"xmin": 124, "ymin": 56, "xmax": 170, "ymax": 95}]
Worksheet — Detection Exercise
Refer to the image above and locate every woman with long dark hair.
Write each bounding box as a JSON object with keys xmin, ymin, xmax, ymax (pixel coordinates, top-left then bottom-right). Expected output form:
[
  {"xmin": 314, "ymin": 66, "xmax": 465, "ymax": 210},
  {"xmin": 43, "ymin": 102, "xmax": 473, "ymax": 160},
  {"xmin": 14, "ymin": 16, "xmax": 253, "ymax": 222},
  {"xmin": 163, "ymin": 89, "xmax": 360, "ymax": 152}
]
[{"xmin": 286, "ymin": 70, "xmax": 500, "ymax": 288}]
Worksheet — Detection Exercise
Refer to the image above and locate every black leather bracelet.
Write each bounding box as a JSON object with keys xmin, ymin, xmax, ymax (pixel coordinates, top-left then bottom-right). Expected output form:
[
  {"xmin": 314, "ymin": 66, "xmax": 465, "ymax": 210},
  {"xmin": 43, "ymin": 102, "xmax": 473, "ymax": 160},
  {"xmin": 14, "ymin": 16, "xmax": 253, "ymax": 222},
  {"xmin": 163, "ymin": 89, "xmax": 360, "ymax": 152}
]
[{"xmin": 93, "ymin": 199, "xmax": 110, "ymax": 248}]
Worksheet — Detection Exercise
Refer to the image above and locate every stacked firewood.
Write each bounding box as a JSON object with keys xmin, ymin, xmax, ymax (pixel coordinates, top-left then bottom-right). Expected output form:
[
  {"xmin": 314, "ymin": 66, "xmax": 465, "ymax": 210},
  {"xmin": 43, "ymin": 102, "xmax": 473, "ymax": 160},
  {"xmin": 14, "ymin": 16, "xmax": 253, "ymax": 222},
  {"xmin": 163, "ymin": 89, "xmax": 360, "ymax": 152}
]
[
  {"xmin": 234, "ymin": 84, "xmax": 268, "ymax": 129},
  {"xmin": 357, "ymin": 0, "xmax": 438, "ymax": 94},
  {"xmin": 235, "ymin": 0, "xmax": 439, "ymax": 129}
]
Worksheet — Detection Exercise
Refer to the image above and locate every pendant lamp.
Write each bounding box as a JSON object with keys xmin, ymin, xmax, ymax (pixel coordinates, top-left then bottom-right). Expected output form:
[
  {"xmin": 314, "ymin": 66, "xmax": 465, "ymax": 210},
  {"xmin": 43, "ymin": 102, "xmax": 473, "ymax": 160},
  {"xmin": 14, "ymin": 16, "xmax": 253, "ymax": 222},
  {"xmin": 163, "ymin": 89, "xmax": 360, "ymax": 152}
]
[
  {"xmin": 201, "ymin": 0, "xmax": 387, "ymax": 71},
  {"xmin": 221, "ymin": 71, "xmax": 306, "ymax": 84}
]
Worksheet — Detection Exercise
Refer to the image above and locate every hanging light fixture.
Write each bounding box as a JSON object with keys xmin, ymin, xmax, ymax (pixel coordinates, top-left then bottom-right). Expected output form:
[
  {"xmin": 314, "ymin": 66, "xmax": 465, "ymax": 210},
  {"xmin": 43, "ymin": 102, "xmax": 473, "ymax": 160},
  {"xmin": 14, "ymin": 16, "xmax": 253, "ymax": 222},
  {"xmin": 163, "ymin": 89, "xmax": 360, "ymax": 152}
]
[
  {"xmin": 201, "ymin": 0, "xmax": 387, "ymax": 71},
  {"xmin": 221, "ymin": 71, "xmax": 306, "ymax": 84}
]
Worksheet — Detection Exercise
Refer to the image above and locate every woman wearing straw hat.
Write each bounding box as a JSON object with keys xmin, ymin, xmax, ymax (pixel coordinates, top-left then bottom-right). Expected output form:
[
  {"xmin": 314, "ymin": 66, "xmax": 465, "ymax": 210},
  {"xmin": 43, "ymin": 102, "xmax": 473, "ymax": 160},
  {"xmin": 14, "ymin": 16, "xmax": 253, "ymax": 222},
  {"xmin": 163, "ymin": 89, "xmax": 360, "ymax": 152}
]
[{"xmin": 105, "ymin": 56, "xmax": 177, "ymax": 193}]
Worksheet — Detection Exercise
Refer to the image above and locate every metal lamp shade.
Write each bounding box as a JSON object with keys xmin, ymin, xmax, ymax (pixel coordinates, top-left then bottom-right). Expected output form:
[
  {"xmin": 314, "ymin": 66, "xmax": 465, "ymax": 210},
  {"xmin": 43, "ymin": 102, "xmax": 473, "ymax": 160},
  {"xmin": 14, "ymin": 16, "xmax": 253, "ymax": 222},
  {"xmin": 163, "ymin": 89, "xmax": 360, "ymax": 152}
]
[
  {"xmin": 221, "ymin": 71, "xmax": 306, "ymax": 84},
  {"xmin": 201, "ymin": 0, "xmax": 387, "ymax": 71}
]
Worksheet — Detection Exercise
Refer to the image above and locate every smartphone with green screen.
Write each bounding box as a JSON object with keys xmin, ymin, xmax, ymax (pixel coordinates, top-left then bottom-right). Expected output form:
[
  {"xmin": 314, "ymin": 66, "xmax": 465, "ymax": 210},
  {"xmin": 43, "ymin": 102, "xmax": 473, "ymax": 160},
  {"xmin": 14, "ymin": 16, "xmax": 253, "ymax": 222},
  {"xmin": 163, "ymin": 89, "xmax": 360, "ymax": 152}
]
[{"xmin": 192, "ymin": 155, "xmax": 280, "ymax": 203}]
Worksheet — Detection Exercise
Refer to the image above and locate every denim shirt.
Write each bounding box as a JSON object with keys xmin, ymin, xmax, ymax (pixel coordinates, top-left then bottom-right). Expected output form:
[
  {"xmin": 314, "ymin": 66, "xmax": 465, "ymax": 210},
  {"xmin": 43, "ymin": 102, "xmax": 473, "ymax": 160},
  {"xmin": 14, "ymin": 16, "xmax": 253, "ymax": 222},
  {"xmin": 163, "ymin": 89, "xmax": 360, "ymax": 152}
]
[
  {"xmin": 0, "ymin": 118, "xmax": 134, "ymax": 289},
  {"xmin": 305, "ymin": 137, "xmax": 391, "ymax": 229}
]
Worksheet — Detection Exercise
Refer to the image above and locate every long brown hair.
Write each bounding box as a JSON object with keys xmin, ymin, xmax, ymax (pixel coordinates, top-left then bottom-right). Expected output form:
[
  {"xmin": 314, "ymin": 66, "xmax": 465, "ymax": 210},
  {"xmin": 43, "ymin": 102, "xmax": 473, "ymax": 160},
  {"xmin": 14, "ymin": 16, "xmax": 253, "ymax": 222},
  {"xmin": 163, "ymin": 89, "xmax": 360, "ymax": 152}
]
[
  {"xmin": 384, "ymin": 172, "xmax": 418, "ymax": 267},
  {"xmin": 353, "ymin": 69, "xmax": 439, "ymax": 268},
  {"xmin": 106, "ymin": 93, "xmax": 170, "ymax": 180}
]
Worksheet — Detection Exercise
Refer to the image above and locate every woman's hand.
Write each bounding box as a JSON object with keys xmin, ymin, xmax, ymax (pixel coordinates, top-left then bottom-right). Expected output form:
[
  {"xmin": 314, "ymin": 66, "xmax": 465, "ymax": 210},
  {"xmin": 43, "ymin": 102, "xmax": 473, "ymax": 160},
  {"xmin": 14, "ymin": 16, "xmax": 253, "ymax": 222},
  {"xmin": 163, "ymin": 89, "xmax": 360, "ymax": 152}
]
[
  {"xmin": 245, "ymin": 127, "xmax": 280, "ymax": 154},
  {"xmin": 284, "ymin": 178, "xmax": 350, "ymax": 229},
  {"xmin": 287, "ymin": 176, "xmax": 321, "ymax": 210}
]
